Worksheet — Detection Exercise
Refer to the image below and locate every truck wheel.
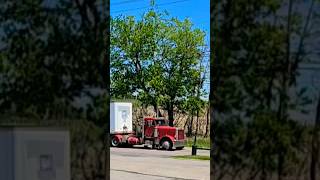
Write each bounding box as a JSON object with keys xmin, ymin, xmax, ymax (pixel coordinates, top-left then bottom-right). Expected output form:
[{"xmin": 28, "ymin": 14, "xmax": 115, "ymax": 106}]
[
  {"xmin": 161, "ymin": 140, "xmax": 172, "ymax": 151},
  {"xmin": 111, "ymin": 136, "xmax": 120, "ymax": 147}
]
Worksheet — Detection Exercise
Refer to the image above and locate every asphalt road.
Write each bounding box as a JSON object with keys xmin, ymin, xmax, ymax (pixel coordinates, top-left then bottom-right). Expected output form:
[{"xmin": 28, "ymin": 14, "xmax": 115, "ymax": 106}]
[{"xmin": 110, "ymin": 145, "xmax": 210, "ymax": 180}]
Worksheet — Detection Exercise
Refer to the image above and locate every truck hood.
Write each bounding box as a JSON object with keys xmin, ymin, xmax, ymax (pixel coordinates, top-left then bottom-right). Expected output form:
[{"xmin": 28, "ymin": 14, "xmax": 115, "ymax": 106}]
[
  {"xmin": 156, "ymin": 126, "xmax": 177, "ymax": 130},
  {"xmin": 156, "ymin": 126, "xmax": 185, "ymax": 132},
  {"xmin": 155, "ymin": 126, "xmax": 185, "ymax": 140}
]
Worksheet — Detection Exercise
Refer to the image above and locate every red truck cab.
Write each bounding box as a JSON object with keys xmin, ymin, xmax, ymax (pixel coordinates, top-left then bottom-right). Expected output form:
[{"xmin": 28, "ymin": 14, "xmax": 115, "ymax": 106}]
[{"xmin": 143, "ymin": 117, "xmax": 186, "ymax": 150}]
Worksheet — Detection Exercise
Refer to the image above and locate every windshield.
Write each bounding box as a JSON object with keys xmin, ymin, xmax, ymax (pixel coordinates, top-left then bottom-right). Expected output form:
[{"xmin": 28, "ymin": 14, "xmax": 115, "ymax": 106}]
[{"xmin": 155, "ymin": 120, "xmax": 168, "ymax": 126}]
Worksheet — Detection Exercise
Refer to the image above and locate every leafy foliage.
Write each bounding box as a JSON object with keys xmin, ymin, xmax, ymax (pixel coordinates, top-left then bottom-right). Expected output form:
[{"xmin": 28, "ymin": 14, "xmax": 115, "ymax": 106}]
[
  {"xmin": 0, "ymin": 0, "xmax": 108, "ymax": 123},
  {"xmin": 111, "ymin": 8, "xmax": 207, "ymax": 125},
  {"xmin": 211, "ymin": 0, "xmax": 318, "ymax": 179}
]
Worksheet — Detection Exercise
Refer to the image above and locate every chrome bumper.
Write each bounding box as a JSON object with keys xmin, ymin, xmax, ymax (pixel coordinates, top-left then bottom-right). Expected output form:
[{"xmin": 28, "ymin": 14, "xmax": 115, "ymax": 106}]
[{"xmin": 173, "ymin": 139, "xmax": 186, "ymax": 148}]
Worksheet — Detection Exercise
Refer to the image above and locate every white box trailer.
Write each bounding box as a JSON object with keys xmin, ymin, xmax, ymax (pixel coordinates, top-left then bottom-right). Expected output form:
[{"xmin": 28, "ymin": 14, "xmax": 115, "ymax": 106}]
[
  {"xmin": 0, "ymin": 127, "xmax": 70, "ymax": 180},
  {"xmin": 110, "ymin": 102, "xmax": 133, "ymax": 134}
]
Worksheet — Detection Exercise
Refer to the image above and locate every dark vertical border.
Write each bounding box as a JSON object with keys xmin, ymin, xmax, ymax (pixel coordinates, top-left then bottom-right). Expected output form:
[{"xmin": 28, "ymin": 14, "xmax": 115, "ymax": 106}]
[{"xmin": 104, "ymin": 0, "xmax": 111, "ymax": 179}]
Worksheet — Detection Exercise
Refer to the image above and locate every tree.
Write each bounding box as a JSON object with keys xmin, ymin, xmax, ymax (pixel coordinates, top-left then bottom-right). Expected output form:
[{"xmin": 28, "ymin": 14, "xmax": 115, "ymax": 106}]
[
  {"xmin": 111, "ymin": 8, "xmax": 207, "ymax": 126},
  {"xmin": 211, "ymin": 0, "xmax": 317, "ymax": 179},
  {"xmin": 0, "ymin": 1, "xmax": 110, "ymax": 179},
  {"xmin": 0, "ymin": 0, "xmax": 108, "ymax": 123}
]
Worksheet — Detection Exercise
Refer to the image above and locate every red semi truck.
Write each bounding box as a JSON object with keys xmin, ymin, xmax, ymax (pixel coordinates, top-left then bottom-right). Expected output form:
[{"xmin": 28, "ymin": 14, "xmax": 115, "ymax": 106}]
[{"xmin": 110, "ymin": 102, "xmax": 186, "ymax": 150}]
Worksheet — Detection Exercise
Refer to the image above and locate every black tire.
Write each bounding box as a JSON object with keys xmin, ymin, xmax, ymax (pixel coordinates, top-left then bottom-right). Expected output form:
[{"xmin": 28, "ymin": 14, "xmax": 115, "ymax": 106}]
[
  {"xmin": 161, "ymin": 139, "xmax": 173, "ymax": 151},
  {"xmin": 176, "ymin": 146, "xmax": 184, "ymax": 150},
  {"xmin": 111, "ymin": 136, "xmax": 120, "ymax": 147}
]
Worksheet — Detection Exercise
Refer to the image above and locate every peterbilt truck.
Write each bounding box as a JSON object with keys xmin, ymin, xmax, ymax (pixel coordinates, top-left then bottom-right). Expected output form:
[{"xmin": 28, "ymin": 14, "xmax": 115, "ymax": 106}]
[{"xmin": 110, "ymin": 101, "xmax": 186, "ymax": 150}]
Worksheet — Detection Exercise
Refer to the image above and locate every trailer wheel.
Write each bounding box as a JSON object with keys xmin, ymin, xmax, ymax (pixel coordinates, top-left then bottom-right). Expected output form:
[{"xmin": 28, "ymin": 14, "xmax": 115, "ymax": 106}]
[
  {"xmin": 111, "ymin": 136, "xmax": 120, "ymax": 147},
  {"xmin": 161, "ymin": 139, "xmax": 172, "ymax": 151}
]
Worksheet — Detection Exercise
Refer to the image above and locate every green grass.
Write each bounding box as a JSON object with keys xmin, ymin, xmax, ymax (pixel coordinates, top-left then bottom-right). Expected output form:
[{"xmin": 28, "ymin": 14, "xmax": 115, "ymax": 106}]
[
  {"xmin": 185, "ymin": 137, "xmax": 210, "ymax": 149},
  {"xmin": 172, "ymin": 155, "xmax": 210, "ymax": 161}
]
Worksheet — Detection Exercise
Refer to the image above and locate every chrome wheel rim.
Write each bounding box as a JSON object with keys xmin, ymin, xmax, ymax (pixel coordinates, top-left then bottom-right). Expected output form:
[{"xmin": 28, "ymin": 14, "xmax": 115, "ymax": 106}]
[
  {"xmin": 112, "ymin": 138, "xmax": 119, "ymax": 146},
  {"xmin": 162, "ymin": 141, "xmax": 170, "ymax": 150}
]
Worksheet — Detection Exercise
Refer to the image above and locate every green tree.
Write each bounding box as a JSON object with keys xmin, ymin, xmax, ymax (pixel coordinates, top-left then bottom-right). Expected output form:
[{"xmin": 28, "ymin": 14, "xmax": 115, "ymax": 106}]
[
  {"xmin": 211, "ymin": 0, "xmax": 317, "ymax": 179},
  {"xmin": 0, "ymin": 0, "xmax": 108, "ymax": 124},
  {"xmin": 111, "ymin": 9, "xmax": 206, "ymax": 126}
]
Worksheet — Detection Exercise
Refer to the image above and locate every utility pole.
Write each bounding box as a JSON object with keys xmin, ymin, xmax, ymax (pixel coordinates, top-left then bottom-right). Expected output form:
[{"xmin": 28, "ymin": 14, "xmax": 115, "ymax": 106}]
[{"xmin": 192, "ymin": 57, "xmax": 205, "ymax": 156}]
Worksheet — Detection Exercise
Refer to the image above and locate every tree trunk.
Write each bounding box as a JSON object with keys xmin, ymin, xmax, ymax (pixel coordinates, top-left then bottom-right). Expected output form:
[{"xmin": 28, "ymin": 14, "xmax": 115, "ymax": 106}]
[
  {"xmin": 153, "ymin": 103, "xmax": 163, "ymax": 117},
  {"xmin": 168, "ymin": 102, "xmax": 174, "ymax": 126},
  {"xmin": 195, "ymin": 109, "xmax": 200, "ymax": 139},
  {"xmin": 204, "ymin": 105, "xmax": 210, "ymax": 137},
  {"xmin": 184, "ymin": 116, "xmax": 189, "ymax": 130},
  {"xmin": 187, "ymin": 111, "xmax": 194, "ymax": 137}
]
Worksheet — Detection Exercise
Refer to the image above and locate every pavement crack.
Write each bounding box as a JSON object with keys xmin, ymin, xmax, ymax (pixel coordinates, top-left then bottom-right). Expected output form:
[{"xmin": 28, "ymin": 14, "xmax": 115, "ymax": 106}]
[{"xmin": 111, "ymin": 168, "xmax": 199, "ymax": 180}]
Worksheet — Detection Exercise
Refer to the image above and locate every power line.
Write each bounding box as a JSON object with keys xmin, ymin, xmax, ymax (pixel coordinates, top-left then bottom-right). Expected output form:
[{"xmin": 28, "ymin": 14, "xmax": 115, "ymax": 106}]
[
  {"xmin": 111, "ymin": 0, "xmax": 191, "ymax": 14},
  {"xmin": 111, "ymin": 0, "xmax": 144, "ymax": 6}
]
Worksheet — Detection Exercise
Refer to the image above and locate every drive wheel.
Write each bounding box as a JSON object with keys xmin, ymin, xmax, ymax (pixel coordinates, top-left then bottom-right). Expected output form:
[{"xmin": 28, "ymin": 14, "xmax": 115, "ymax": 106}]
[
  {"xmin": 161, "ymin": 140, "xmax": 172, "ymax": 151},
  {"xmin": 111, "ymin": 136, "xmax": 120, "ymax": 147}
]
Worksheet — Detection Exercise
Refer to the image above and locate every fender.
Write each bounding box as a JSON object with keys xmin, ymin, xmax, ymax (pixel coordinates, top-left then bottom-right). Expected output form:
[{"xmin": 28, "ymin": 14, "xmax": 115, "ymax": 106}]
[
  {"xmin": 113, "ymin": 134, "xmax": 123, "ymax": 142},
  {"xmin": 160, "ymin": 135, "xmax": 175, "ymax": 143}
]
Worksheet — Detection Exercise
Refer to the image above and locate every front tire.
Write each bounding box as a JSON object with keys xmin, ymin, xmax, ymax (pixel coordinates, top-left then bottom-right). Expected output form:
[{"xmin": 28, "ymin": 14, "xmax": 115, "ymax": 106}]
[
  {"xmin": 111, "ymin": 136, "xmax": 120, "ymax": 147},
  {"xmin": 161, "ymin": 140, "xmax": 172, "ymax": 151}
]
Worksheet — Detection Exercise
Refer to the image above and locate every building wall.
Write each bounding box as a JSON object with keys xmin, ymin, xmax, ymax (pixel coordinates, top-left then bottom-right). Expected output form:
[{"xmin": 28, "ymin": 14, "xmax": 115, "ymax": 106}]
[{"xmin": 14, "ymin": 129, "xmax": 70, "ymax": 180}]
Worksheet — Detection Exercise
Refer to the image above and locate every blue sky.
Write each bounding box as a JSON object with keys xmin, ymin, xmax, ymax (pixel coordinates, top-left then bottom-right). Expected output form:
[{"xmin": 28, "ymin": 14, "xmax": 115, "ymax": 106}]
[
  {"xmin": 110, "ymin": 0, "xmax": 210, "ymax": 99},
  {"xmin": 110, "ymin": 0, "xmax": 209, "ymax": 43}
]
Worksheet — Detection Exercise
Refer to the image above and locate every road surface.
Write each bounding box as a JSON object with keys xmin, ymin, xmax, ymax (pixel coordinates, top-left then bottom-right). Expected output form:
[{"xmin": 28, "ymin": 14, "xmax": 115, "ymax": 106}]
[{"xmin": 110, "ymin": 145, "xmax": 210, "ymax": 180}]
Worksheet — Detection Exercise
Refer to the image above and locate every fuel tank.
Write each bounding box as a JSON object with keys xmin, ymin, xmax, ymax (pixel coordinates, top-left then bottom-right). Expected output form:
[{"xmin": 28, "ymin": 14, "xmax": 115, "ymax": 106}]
[{"xmin": 127, "ymin": 136, "xmax": 140, "ymax": 145}]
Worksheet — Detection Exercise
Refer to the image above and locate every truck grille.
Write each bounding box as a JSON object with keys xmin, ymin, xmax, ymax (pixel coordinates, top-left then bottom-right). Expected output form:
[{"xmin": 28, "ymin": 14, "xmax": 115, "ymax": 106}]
[{"xmin": 178, "ymin": 130, "xmax": 185, "ymax": 140}]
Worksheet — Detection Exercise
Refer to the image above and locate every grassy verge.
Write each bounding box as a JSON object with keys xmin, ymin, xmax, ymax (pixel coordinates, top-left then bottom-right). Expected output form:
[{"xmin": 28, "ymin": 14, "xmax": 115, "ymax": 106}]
[
  {"xmin": 172, "ymin": 155, "xmax": 210, "ymax": 161},
  {"xmin": 185, "ymin": 137, "xmax": 210, "ymax": 149}
]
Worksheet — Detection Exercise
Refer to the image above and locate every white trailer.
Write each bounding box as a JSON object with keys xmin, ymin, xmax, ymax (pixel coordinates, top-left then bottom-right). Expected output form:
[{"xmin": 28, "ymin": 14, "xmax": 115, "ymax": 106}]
[
  {"xmin": 0, "ymin": 127, "xmax": 70, "ymax": 180},
  {"xmin": 110, "ymin": 102, "xmax": 133, "ymax": 134}
]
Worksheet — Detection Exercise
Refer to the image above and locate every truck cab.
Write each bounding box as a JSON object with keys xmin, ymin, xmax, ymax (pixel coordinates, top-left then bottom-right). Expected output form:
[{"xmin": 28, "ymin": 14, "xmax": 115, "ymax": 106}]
[{"xmin": 142, "ymin": 117, "xmax": 186, "ymax": 150}]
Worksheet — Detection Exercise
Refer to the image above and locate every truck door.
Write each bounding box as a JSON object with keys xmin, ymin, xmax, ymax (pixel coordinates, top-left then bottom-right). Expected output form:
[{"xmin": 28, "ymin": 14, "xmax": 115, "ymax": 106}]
[{"xmin": 144, "ymin": 120, "xmax": 155, "ymax": 138}]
